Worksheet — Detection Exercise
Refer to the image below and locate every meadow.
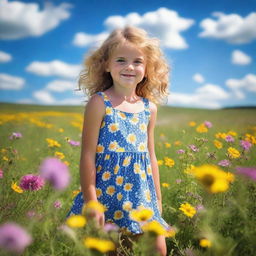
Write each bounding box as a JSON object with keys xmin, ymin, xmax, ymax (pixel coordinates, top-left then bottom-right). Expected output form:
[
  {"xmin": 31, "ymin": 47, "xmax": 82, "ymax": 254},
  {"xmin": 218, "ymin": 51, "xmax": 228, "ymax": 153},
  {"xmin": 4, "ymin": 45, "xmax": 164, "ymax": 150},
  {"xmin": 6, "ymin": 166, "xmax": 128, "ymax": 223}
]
[{"xmin": 0, "ymin": 102, "xmax": 255, "ymax": 256}]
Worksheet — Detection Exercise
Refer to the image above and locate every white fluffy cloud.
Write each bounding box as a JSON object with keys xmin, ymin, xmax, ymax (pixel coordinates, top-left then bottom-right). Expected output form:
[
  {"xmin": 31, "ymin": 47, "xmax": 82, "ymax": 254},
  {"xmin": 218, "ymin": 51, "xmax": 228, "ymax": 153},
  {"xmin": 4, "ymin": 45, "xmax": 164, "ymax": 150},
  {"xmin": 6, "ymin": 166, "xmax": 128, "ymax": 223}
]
[
  {"xmin": 45, "ymin": 79, "xmax": 77, "ymax": 92},
  {"xmin": 231, "ymin": 50, "xmax": 252, "ymax": 65},
  {"xmin": 26, "ymin": 60, "xmax": 81, "ymax": 79},
  {"xmin": 193, "ymin": 73, "xmax": 205, "ymax": 83},
  {"xmin": 73, "ymin": 8, "xmax": 194, "ymax": 49},
  {"xmin": 0, "ymin": 73, "xmax": 25, "ymax": 90},
  {"xmin": 0, "ymin": 0, "xmax": 72, "ymax": 40},
  {"xmin": 0, "ymin": 50, "xmax": 12, "ymax": 62},
  {"xmin": 168, "ymin": 84, "xmax": 230, "ymax": 109},
  {"xmin": 33, "ymin": 90, "xmax": 55, "ymax": 104},
  {"xmin": 226, "ymin": 74, "xmax": 256, "ymax": 99},
  {"xmin": 199, "ymin": 12, "xmax": 256, "ymax": 44}
]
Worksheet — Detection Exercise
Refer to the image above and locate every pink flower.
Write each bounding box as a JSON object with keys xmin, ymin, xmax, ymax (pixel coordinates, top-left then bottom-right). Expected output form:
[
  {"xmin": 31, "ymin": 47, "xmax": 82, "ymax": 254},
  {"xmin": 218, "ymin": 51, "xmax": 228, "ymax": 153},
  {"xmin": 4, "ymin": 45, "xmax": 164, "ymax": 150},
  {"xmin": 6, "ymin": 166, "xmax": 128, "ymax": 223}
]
[
  {"xmin": 0, "ymin": 168, "xmax": 3, "ymax": 179},
  {"xmin": 104, "ymin": 223, "xmax": 119, "ymax": 232},
  {"xmin": 204, "ymin": 121, "xmax": 212, "ymax": 128},
  {"xmin": 188, "ymin": 144, "xmax": 199, "ymax": 152},
  {"xmin": 68, "ymin": 140, "xmax": 80, "ymax": 146},
  {"xmin": 177, "ymin": 149, "xmax": 185, "ymax": 154},
  {"xmin": 176, "ymin": 179, "xmax": 182, "ymax": 184},
  {"xmin": 54, "ymin": 200, "xmax": 62, "ymax": 209},
  {"xmin": 240, "ymin": 140, "xmax": 252, "ymax": 151},
  {"xmin": 39, "ymin": 157, "xmax": 70, "ymax": 190},
  {"xmin": 218, "ymin": 159, "xmax": 231, "ymax": 167},
  {"xmin": 0, "ymin": 222, "xmax": 32, "ymax": 253},
  {"xmin": 20, "ymin": 174, "xmax": 45, "ymax": 191},
  {"xmin": 236, "ymin": 167, "xmax": 256, "ymax": 181},
  {"xmin": 9, "ymin": 132, "xmax": 22, "ymax": 140},
  {"xmin": 225, "ymin": 135, "xmax": 234, "ymax": 142}
]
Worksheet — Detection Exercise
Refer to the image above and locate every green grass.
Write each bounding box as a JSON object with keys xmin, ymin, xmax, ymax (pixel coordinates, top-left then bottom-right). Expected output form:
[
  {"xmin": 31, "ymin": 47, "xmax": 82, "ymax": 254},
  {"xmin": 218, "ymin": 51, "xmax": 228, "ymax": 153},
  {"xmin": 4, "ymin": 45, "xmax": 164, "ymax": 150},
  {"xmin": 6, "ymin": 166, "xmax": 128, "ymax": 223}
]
[{"xmin": 0, "ymin": 103, "xmax": 256, "ymax": 256}]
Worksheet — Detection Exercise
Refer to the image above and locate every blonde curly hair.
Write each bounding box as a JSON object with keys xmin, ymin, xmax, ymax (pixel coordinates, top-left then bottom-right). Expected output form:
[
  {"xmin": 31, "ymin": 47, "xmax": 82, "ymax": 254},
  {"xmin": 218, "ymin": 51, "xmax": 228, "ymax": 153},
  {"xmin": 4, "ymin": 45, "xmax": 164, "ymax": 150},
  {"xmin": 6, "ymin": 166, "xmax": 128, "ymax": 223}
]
[{"xmin": 79, "ymin": 26, "xmax": 169, "ymax": 103}]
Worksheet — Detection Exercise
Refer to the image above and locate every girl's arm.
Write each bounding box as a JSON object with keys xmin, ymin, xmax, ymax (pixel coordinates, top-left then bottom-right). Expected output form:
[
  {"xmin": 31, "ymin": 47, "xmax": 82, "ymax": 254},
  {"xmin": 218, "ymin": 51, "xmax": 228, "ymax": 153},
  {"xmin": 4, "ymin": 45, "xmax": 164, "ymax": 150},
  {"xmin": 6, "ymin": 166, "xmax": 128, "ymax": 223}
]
[
  {"xmin": 80, "ymin": 94, "xmax": 105, "ymax": 203},
  {"xmin": 147, "ymin": 102, "xmax": 162, "ymax": 214}
]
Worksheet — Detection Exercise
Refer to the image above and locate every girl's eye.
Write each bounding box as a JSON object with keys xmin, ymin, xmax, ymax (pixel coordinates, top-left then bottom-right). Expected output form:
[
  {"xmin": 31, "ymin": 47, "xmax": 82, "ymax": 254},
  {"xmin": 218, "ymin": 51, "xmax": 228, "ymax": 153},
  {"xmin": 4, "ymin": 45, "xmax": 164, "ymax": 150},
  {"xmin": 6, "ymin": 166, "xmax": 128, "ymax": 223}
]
[
  {"xmin": 116, "ymin": 59, "xmax": 125, "ymax": 62},
  {"xmin": 135, "ymin": 60, "xmax": 143, "ymax": 64}
]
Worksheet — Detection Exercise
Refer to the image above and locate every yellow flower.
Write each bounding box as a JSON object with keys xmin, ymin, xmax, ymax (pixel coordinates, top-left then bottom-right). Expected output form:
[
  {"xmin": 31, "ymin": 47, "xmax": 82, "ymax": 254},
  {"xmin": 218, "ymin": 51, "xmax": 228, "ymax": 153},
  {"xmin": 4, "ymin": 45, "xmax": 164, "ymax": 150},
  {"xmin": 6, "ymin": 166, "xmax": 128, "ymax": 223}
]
[
  {"xmin": 145, "ymin": 189, "xmax": 151, "ymax": 202},
  {"xmin": 199, "ymin": 239, "xmax": 212, "ymax": 248},
  {"xmin": 164, "ymin": 157, "xmax": 175, "ymax": 167},
  {"xmin": 96, "ymin": 188, "xmax": 102, "ymax": 198},
  {"xmin": 227, "ymin": 130, "xmax": 237, "ymax": 137},
  {"xmin": 46, "ymin": 138, "xmax": 60, "ymax": 147},
  {"xmin": 117, "ymin": 192, "xmax": 123, "ymax": 201},
  {"xmin": 115, "ymin": 176, "xmax": 124, "ymax": 186},
  {"xmin": 227, "ymin": 147, "xmax": 240, "ymax": 159},
  {"xmin": 162, "ymin": 183, "xmax": 170, "ymax": 188},
  {"xmin": 114, "ymin": 164, "xmax": 120, "ymax": 174},
  {"xmin": 106, "ymin": 107, "xmax": 113, "ymax": 115},
  {"xmin": 63, "ymin": 161, "xmax": 69, "ymax": 166},
  {"xmin": 54, "ymin": 151, "xmax": 65, "ymax": 159},
  {"xmin": 189, "ymin": 121, "xmax": 196, "ymax": 127},
  {"xmin": 245, "ymin": 133, "xmax": 256, "ymax": 144},
  {"xmin": 147, "ymin": 166, "xmax": 152, "ymax": 175},
  {"xmin": 118, "ymin": 112, "xmax": 126, "ymax": 119},
  {"xmin": 184, "ymin": 165, "xmax": 196, "ymax": 175},
  {"xmin": 97, "ymin": 165, "xmax": 102, "ymax": 173},
  {"xmin": 179, "ymin": 202, "xmax": 196, "ymax": 218},
  {"xmin": 108, "ymin": 141, "xmax": 118, "ymax": 151},
  {"xmin": 58, "ymin": 128, "xmax": 64, "ymax": 132},
  {"xmin": 102, "ymin": 171, "xmax": 111, "ymax": 181},
  {"xmin": 213, "ymin": 140, "xmax": 223, "ymax": 149},
  {"xmin": 84, "ymin": 237, "xmax": 115, "ymax": 253},
  {"xmin": 122, "ymin": 156, "xmax": 131, "ymax": 167},
  {"xmin": 138, "ymin": 143, "xmax": 146, "ymax": 152},
  {"xmin": 134, "ymin": 163, "xmax": 141, "ymax": 174},
  {"xmin": 193, "ymin": 165, "xmax": 233, "ymax": 193},
  {"xmin": 105, "ymin": 154, "xmax": 110, "ymax": 160},
  {"xmin": 141, "ymin": 220, "xmax": 166, "ymax": 235},
  {"xmin": 11, "ymin": 182, "xmax": 23, "ymax": 193},
  {"xmin": 3, "ymin": 156, "xmax": 9, "ymax": 161},
  {"xmin": 139, "ymin": 123, "xmax": 147, "ymax": 132},
  {"xmin": 82, "ymin": 200, "xmax": 105, "ymax": 214},
  {"xmin": 122, "ymin": 201, "xmax": 133, "ymax": 212},
  {"xmin": 66, "ymin": 215, "xmax": 86, "ymax": 228},
  {"xmin": 164, "ymin": 142, "xmax": 171, "ymax": 148},
  {"xmin": 124, "ymin": 183, "xmax": 133, "ymax": 191},
  {"xmin": 127, "ymin": 133, "xmax": 136, "ymax": 144},
  {"xmin": 130, "ymin": 208, "xmax": 153, "ymax": 222},
  {"xmin": 215, "ymin": 132, "xmax": 227, "ymax": 139},
  {"xmin": 108, "ymin": 123, "xmax": 119, "ymax": 133},
  {"xmin": 157, "ymin": 160, "xmax": 163, "ymax": 166},
  {"xmin": 196, "ymin": 124, "xmax": 208, "ymax": 133},
  {"xmin": 174, "ymin": 141, "xmax": 181, "ymax": 146}
]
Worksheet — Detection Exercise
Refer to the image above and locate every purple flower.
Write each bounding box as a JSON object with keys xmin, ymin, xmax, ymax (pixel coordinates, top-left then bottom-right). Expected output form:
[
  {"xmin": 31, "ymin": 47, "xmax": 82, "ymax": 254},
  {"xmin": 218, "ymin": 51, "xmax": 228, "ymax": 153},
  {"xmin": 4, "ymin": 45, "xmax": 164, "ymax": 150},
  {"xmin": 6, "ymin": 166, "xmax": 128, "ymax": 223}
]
[
  {"xmin": 0, "ymin": 168, "xmax": 3, "ymax": 179},
  {"xmin": 225, "ymin": 135, "xmax": 234, "ymax": 142},
  {"xmin": 0, "ymin": 222, "xmax": 32, "ymax": 253},
  {"xmin": 26, "ymin": 210, "xmax": 36, "ymax": 219},
  {"xmin": 54, "ymin": 200, "xmax": 62, "ymax": 209},
  {"xmin": 177, "ymin": 149, "xmax": 185, "ymax": 154},
  {"xmin": 104, "ymin": 223, "xmax": 119, "ymax": 232},
  {"xmin": 9, "ymin": 132, "xmax": 22, "ymax": 140},
  {"xmin": 236, "ymin": 167, "xmax": 256, "ymax": 181},
  {"xmin": 240, "ymin": 140, "xmax": 252, "ymax": 151},
  {"xmin": 39, "ymin": 157, "xmax": 70, "ymax": 190},
  {"xmin": 218, "ymin": 159, "xmax": 231, "ymax": 167},
  {"xmin": 204, "ymin": 121, "xmax": 212, "ymax": 128},
  {"xmin": 176, "ymin": 179, "xmax": 182, "ymax": 184},
  {"xmin": 68, "ymin": 140, "xmax": 80, "ymax": 147},
  {"xmin": 188, "ymin": 144, "xmax": 199, "ymax": 152},
  {"xmin": 195, "ymin": 204, "xmax": 205, "ymax": 212},
  {"xmin": 20, "ymin": 174, "xmax": 45, "ymax": 191}
]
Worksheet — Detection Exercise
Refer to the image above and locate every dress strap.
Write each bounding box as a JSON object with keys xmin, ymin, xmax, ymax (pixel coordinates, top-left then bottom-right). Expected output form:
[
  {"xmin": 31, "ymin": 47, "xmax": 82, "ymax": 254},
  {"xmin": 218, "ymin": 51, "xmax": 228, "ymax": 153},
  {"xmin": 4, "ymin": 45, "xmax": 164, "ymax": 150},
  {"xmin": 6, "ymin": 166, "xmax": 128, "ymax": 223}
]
[
  {"xmin": 96, "ymin": 91, "xmax": 112, "ymax": 107},
  {"xmin": 143, "ymin": 98, "xmax": 151, "ymax": 118}
]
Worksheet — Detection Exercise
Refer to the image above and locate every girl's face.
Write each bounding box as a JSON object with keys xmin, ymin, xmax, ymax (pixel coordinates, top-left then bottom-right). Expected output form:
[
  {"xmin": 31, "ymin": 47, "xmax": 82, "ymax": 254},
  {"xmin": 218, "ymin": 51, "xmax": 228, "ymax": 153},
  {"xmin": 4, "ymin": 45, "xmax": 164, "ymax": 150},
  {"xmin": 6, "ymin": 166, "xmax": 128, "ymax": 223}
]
[{"xmin": 106, "ymin": 42, "xmax": 146, "ymax": 90}]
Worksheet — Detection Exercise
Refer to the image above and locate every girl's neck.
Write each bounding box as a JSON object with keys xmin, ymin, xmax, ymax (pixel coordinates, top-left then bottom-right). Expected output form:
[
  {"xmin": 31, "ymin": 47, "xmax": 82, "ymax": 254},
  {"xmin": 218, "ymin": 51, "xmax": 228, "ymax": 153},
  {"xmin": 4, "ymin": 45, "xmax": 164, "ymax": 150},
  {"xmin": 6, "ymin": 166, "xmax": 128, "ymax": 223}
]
[{"xmin": 109, "ymin": 86, "xmax": 139, "ymax": 103}]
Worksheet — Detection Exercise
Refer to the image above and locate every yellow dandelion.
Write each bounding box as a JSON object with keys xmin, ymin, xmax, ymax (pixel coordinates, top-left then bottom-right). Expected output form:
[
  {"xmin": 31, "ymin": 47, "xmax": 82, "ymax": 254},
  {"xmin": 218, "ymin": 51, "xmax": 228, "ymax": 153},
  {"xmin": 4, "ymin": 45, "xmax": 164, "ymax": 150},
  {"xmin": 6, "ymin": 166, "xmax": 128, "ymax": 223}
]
[
  {"xmin": 164, "ymin": 142, "xmax": 171, "ymax": 148},
  {"xmin": 115, "ymin": 176, "xmax": 124, "ymax": 186},
  {"xmin": 162, "ymin": 183, "xmax": 170, "ymax": 188},
  {"xmin": 84, "ymin": 237, "xmax": 115, "ymax": 253},
  {"xmin": 102, "ymin": 171, "xmax": 111, "ymax": 181},
  {"xmin": 66, "ymin": 215, "xmax": 86, "ymax": 228},
  {"xmin": 179, "ymin": 202, "xmax": 196, "ymax": 218},
  {"xmin": 215, "ymin": 132, "xmax": 227, "ymax": 139},
  {"xmin": 130, "ymin": 208, "xmax": 153, "ymax": 222},
  {"xmin": 157, "ymin": 160, "xmax": 163, "ymax": 166},
  {"xmin": 174, "ymin": 141, "xmax": 181, "ymax": 146},
  {"xmin": 141, "ymin": 220, "xmax": 166, "ymax": 235},
  {"xmin": 124, "ymin": 183, "xmax": 133, "ymax": 192},
  {"xmin": 127, "ymin": 134, "xmax": 136, "ymax": 144},
  {"xmin": 189, "ymin": 121, "xmax": 196, "ymax": 127},
  {"xmin": 11, "ymin": 182, "xmax": 23, "ymax": 193},
  {"xmin": 164, "ymin": 157, "xmax": 175, "ymax": 167},
  {"xmin": 199, "ymin": 239, "xmax": 212, "ymax": 248},
  {"xmin": 46, "ymin": 138, "xmax": 61, "ymax": 147},
  {"xmin": 196, "ymin": 123, "xmax": 208, "ymax": 133},
  {"xmin": 245, "ymin": 133, "xmax": 256, "ymax": 144},
  {"xmin": 213, "ymin": 140, "xmax": 223, "ymax": 149},
  {"xmin": 106, "ymin": 186, "xmax": 115, "ymax": 196},
  {"xmin": 193, "ymin": 165, "xmax": 233, "ymax": 193},
  {"xmin": 82, "ymin": 200, "xmax": 105, "ymax": 214},
  {"xmin": 227, "ymin": 130, "xmax": 237, "ymax": 137},
  {"xmin": 54, "ymin": 151, "xmax": 65, "ymax": 159},
  {"xmin": 227, "ymin": 147, "xmax": 240, "ymax": 159},
  {"xmin": 117, "ymin": 192, "xmax": 123, "ymax": 201},
  {"xmin": 114, "ymin": 210, "xmax": 123, "ymax": 220},
  {"xmin": 96, "ymin": 144, "xmax": 104, "ymax": 153}
]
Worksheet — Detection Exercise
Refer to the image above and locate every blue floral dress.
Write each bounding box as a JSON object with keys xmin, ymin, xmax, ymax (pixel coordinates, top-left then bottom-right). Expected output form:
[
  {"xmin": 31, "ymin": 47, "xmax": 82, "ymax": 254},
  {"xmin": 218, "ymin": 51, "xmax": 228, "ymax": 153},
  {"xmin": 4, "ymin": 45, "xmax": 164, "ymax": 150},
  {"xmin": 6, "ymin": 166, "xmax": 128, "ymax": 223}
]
[{"xmin": 67, "ymin": 91, "xmax": 169, "ymax": 234}]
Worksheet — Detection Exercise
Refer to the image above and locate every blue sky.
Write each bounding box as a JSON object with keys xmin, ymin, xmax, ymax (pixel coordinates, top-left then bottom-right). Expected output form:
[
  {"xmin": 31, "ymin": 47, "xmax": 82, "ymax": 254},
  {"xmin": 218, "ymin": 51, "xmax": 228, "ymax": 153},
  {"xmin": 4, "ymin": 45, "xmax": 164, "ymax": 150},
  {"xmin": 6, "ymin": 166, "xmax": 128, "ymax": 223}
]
[{"xmin": 0, "ymin": 0, "xmax": 256, "ymax": 108}]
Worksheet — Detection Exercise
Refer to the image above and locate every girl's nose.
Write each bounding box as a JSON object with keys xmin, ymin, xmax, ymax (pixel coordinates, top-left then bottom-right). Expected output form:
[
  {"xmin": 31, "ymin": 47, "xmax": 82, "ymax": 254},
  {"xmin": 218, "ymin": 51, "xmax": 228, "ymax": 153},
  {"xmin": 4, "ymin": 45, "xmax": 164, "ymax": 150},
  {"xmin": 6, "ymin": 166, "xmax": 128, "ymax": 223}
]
[{"xmin": 125, "ymin": 63, "xmax": 134, "ymax": 70}]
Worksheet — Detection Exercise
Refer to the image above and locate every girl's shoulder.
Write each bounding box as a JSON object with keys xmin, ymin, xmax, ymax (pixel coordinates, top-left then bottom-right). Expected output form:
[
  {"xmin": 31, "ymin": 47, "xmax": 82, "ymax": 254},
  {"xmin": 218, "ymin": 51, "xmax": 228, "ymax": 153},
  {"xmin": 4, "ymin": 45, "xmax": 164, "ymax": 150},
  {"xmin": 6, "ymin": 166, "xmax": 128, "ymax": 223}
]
[
  {"xmin": 85, "ymin": 93, "xmax": 106, "ymax": 116},
  {"xmin": 148, "ymin": 100, "xmax": 157, "ymax": 114}
]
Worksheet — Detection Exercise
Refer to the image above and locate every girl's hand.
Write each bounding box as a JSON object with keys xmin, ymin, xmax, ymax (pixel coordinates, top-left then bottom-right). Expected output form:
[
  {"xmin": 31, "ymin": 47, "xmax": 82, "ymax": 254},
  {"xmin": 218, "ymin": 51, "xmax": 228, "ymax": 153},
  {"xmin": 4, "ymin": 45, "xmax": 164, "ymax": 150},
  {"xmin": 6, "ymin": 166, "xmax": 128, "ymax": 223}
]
[{"xmin": 87, "ymin": 209, "xmax": 105, "ymax": 227}]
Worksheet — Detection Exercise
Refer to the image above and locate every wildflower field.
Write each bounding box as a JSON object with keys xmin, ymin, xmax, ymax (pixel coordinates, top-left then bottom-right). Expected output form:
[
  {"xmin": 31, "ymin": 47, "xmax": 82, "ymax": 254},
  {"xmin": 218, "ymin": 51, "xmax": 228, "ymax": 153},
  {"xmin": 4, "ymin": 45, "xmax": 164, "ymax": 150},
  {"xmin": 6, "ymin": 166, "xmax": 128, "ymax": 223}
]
[{"xmin": 0, "ymin": 102, "xmax": 256, "ymax": 256}]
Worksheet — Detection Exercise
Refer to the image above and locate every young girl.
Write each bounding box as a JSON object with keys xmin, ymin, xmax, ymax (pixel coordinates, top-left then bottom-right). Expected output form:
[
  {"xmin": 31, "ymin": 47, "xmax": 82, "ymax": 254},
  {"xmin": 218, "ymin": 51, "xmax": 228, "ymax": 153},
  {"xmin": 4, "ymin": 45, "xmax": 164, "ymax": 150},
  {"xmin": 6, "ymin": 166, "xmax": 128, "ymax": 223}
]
[{"xmin": 67, "ymin": 26, "xmax": 170, "ymax": 256}]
